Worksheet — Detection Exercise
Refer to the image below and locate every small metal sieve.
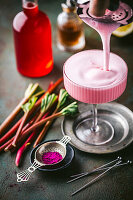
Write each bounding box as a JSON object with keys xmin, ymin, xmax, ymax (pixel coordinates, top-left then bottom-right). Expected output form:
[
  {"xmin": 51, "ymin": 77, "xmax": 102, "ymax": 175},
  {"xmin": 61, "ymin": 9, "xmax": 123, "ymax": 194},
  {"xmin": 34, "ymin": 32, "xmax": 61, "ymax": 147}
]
[
  {"xmin": 77, "ymin": 1, "xmax": 133, "ymax": 25},
  {"xmin": 17, "ymin": 136, "xmax": 71, "ymax": 182}
]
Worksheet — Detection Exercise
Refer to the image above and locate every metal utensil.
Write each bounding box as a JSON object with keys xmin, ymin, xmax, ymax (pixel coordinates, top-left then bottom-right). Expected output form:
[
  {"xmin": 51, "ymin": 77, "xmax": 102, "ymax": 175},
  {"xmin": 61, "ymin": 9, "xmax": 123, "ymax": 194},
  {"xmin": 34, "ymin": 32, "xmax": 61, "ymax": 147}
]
[
  {"xmin": 77, "ymin": 0, "xmax": 133, "ymax": 25},
  {"xmin": 17, "ymin": 136, "xmax": 71, "ymax": 182},
  {"xmin": 68, "ymin": 159, "xmax": 132, "ymax": 183},
  {"xmin": 71, "ymin": 160, "xmax": 122, "ymax": 196},
  {"xmin": 70, "ymin": 157, "xmax": 121, "ymax": 178}
]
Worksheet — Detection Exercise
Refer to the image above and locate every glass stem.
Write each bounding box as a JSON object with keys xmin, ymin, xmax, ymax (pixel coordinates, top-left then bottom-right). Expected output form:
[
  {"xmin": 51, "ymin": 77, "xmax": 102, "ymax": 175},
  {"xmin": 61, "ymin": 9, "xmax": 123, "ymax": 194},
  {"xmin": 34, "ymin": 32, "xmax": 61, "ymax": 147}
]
[{"xmin": 92, "ymin": 104, "xmax": 98, "ymax": 132}]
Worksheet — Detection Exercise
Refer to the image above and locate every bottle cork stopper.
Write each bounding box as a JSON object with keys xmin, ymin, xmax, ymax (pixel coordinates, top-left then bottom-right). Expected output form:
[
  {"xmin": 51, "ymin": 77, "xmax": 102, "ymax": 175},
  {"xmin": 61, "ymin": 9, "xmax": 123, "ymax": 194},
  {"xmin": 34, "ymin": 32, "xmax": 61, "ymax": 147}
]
[{"xmin": 89, "ymin": 0, "xmax": 110, "ymax": 17}]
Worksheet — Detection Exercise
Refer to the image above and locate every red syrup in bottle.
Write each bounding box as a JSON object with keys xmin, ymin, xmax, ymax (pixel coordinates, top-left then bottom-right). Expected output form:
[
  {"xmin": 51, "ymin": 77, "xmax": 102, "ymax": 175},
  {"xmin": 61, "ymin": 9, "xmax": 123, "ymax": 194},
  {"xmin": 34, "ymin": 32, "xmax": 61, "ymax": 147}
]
[{"xmin": 13, "ymin": 1, "xmax": 53, "ymax": 77}]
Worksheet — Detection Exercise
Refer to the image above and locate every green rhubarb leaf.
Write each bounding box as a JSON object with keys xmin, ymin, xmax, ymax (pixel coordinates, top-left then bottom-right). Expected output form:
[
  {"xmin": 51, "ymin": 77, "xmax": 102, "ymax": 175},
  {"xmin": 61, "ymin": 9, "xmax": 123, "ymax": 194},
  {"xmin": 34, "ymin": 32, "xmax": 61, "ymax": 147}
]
[
  {"xmin": 21, "ymin": 96, "xmax": 38, "ymax": 113},
  {"xmin": 57, "ymin": 89, "xmax": 69, "ymax": 110},
  {"xmin": 41, "ymin": 93, "xmax": 57, "ymax": 113},
  {"xmin": 61, "ymin": 102, "xmax": 78, "ymax": 116}
]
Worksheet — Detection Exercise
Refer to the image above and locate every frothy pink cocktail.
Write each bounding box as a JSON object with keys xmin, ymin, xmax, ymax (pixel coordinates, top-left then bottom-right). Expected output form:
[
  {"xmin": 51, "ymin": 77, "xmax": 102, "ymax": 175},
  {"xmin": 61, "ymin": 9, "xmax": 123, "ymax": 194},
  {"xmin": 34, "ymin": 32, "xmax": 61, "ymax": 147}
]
[{"xmin": 64, "ymin": 50, "xmax": 127, "ymax": 104}]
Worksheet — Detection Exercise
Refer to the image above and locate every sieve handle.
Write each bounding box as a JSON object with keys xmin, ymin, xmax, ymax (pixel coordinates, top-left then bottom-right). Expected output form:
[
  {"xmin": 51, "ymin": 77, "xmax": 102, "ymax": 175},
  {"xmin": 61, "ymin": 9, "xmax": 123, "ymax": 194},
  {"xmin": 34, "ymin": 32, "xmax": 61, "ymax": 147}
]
[
  {"xmin": 59, "ymin": 136, "xmax": 71, "ymax": 146},
  {"xmin": 17, "ymin": 159, "xmax": 43, "ymax": 182}
]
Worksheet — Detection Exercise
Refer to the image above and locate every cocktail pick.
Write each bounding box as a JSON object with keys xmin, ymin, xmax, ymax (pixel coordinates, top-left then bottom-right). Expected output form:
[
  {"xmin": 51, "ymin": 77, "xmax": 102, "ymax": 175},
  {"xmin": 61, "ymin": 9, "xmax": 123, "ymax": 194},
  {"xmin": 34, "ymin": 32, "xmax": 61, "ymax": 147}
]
[
  {"xmin": 70, "ymin": 156, "xmax": 121, "ymax": 178},
  {"xmin": 71, "ymin": 160, "xmax": 122, "ymax": 196},
  {"xmin": 71, "ymin": 159, "xmax": 132, "ymax": 196},
  {"xmin": 68, "ymin": 159, "xmax": 132, "ymax": 183},
  {"xmin": 17, "ymin": 136, "xmax": 71, "ymax": 182}
]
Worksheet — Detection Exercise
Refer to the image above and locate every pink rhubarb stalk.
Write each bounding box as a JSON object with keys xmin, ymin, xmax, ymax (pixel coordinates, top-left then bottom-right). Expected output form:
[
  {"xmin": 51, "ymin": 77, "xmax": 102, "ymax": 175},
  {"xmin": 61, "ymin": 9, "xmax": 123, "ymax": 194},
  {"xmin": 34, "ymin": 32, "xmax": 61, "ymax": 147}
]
[
  {"xmin": 0, "ymin": 118, "xmax": 22, "ymax": 146},
  {"xmin": 15, "ymin": 113, "xmax": 49, "ymax": 166},
  {"xmin": 0, "ymin": 137, "xmax": 14, "ymax": 152},
  {"xmin": 0, "ymin": 83, "xmax": 39, "ymax": 135}
]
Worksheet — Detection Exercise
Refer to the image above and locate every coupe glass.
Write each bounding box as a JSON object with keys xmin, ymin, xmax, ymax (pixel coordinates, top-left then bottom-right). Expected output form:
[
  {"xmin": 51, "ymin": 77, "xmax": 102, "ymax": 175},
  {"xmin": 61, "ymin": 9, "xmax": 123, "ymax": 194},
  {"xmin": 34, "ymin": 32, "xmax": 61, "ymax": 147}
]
[{"xmin": 63, "ymin": 50, "xmax": 127, "ymax": 145}]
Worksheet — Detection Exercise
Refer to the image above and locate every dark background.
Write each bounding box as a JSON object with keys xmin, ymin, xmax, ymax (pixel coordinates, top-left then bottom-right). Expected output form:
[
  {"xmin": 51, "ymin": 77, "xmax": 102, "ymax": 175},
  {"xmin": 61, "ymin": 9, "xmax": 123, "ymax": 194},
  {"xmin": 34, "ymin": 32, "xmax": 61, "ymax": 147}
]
[{"xmin": 0, "ymin": 0, "xmax": 133, "ymax": 200}]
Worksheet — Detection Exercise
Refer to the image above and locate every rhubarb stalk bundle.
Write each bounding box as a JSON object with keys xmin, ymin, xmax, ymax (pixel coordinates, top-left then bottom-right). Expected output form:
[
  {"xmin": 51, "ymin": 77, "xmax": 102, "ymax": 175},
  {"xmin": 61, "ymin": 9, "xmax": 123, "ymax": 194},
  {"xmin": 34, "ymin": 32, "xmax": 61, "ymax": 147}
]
[
  {"xmin": 15, "ymin": 89, "xmax": 69, "ymax": 166},
  {"xmin": 21, "ymin": 102, "xmax": 78, "ymax": 137},
  {"xmin": 4, "ymin": 89, "xmax": 58, "ymax": 152},
  {"xmin": 14, "ymin": 101, "xmax": 78, "ymax": 165},
  {"xmin": 0, "ymin": 83, "xmax": 39, "ymax": 135},
  {"xmin": 0, "ymin": 78, "xmax": 78, "ymax": 169},
  {"xmin": 33, "ymin": 88, "xmax": 69, "ymax": 147}
]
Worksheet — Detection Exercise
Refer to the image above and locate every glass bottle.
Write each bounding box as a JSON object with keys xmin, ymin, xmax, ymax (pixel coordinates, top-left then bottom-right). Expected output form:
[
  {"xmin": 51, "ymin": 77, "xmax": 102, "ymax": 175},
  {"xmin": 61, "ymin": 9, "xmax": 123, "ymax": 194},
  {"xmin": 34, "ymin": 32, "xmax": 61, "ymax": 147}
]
[
  {"xmin": 57, "ymin": 0, "xmax": 85, "ymax": 52},
  {"xmin": 13, "ymin": 0, "xmax": 53, "ymax": 77}
]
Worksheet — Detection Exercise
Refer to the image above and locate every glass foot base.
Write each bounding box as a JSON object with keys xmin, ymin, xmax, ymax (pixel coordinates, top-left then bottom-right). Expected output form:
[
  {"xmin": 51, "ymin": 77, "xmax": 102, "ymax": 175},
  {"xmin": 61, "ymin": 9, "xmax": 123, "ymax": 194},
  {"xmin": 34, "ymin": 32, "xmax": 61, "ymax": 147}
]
[{"xmin": 75, "ymin": 118, "xmax": 114, "ymax": 145}]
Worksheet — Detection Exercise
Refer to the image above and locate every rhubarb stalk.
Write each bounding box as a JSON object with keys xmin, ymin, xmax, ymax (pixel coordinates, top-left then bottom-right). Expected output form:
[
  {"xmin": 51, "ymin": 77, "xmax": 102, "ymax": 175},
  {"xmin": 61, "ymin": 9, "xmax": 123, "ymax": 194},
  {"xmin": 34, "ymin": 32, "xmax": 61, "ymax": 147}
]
[
  {"xmin": 6, "ymin": 102, "xmax": 78, "ymax": 151},
  {"xmin": 22, "ymin": 102, "xmax": 78, "ymax": 138},
  {"xmin": 1, "ymin": 78, "xmax": 62, "ymax": 137},
  {"xmin": 47, "ymin": 81, "xmax": 54, "ymax": 90},
  {"xmin": 0, "ymin": 137, "xmax": 14, "ymax": 152},
  {"xmin": 4, "ymin": 82, "xmax": 57, "ymax": 152},
  {"xmin": 35, "ymin": 77, "xmax": 63, "ymax": 107},
  {"xmin": 1, "ymin": 78, "xmax": 63, "ymax": 151},
  {"xmin": 15, "ymin": 112, "xmax": 49, "ymax": 166},
  {"xmin": 0, "ymin": 118, "xmax": 22, "ymax": 145},
  {"xmin": 33, "ymin": 89, "xmax": 69, "ymax": 147},
  {"xmin": 17, "ymin": 93, "xmax": 58, "ymax": 147},
  {"xmin": 36, "ymin": 93, "xmax": 57, "ymax": 122},
  {"xmin": 12, "ymin": 96, "xmax": 38, "ymax": 147},
  {"xmin": 14, "ymin": 93, "xmax": 58, "ymax": 165},
  {"xmin": 0, "ymin": 83, "xmax": 39, "ymax": 135},
  {"xmin": 0, "ymin": 113, "xmax": 38, "ymax": 147},
  {"xmin": 14, "ymin": 86, "xmax": 57, "ymax": 166}
]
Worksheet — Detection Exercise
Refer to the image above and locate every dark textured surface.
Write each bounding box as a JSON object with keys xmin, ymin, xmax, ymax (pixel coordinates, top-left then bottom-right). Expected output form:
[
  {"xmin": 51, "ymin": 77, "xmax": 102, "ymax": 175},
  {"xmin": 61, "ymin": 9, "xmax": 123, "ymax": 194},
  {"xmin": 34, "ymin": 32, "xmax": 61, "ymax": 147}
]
[{"xmin": 0, "ymin": 0, "xmax": 133, "ymax": 200}]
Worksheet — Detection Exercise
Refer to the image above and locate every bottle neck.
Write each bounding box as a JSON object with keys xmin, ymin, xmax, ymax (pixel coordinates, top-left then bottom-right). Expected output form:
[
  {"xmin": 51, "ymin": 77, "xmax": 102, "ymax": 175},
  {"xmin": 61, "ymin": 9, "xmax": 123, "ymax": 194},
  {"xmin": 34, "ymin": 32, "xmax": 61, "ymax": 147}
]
[
  {"xmin": 22, "ymin": 0, "xmax": 39, "ymax": 16},
  {"xmin": 62, "ymin": 7, "xmax": 76, "ymax": 13}
]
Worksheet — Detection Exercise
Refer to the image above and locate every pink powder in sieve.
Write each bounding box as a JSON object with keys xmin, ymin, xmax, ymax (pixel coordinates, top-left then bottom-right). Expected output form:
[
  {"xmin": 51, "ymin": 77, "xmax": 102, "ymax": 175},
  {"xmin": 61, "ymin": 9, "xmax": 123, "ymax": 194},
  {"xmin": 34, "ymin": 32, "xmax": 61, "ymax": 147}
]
[{"xmin": 42, "ymin": 151, "xmax": 63, "ymax": 164}]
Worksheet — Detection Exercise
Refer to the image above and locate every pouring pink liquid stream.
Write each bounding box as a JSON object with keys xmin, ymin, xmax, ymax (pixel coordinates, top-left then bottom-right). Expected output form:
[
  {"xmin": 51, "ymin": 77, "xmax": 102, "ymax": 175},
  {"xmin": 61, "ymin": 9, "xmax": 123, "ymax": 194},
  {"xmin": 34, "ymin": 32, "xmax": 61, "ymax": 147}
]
[{"xmin": 84, "ymin": 17, "xmax": 120, "ymax": 71}]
